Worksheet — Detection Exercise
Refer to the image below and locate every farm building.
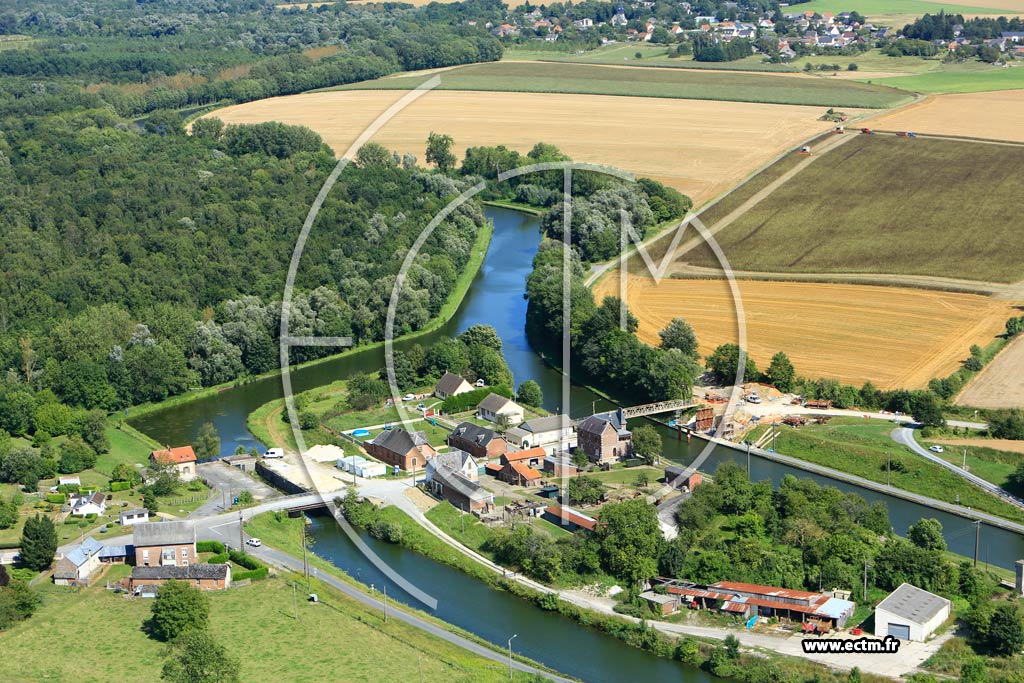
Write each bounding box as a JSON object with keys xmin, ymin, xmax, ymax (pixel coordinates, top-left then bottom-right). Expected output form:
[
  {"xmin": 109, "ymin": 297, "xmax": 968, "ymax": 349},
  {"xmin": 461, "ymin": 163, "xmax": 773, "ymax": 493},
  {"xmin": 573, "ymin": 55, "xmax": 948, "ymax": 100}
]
[
  {"xmin": 434, "ymin": 372, "xmax": 473, "ymax": 400},
  {"xmin": 505, "ymin": 414, "xmax": 577, "ymax": 451},
  {"xmin": 134, "ymin": 519, "xmax": 197, "ymax": 568},
  {"xmin": 119, "ymin": 508, "xmax": 150, "ymax": 527},
  {"xmin": 448, "ymin": 421, "xmax": 508, "ymax": 461},
  {"xmin": 53, "ymin": 537, "xmax": 104, "ymax": 586},
  {"xmin": 497, "ymin": 462, "xmax": 542, "ymax": 487},
  {"xmin": 664, "ymin": 580, "xmax": 855, "ymax": 630},
  {"xmin": 501, "ymin": 447, "xmax": 546, "ymax": 469},
  {"xmin": 425, "ymin": 460, "xmax": 494, "ymax": 513},
  {"xmin": 543, "ymin": 453, "xmax": 580, "ymax": 478},
  {"xmin": 222, "ymin": 453, "xmax": 257, "ymax": 473},
  {"xmin": 873, "ymin": 583, "xmax": 951, "ymax": 642},
  {"xmin": 130, "ymin": 564, "xmax": 231, "ymax": 593},
  {"xmin": 543, "ymin": 506, "xmax": 597, "ymax": 532},
  {"xmin": 664, "ymin": 464, "xmax": 703, "ymax": 492},
  {"xmin": 337, "ymin": 455, "xmax": 386, "ymax": 479},
  {"xmin": 640, "ymin": 591, "xmax": 680, "ymax": 616}
]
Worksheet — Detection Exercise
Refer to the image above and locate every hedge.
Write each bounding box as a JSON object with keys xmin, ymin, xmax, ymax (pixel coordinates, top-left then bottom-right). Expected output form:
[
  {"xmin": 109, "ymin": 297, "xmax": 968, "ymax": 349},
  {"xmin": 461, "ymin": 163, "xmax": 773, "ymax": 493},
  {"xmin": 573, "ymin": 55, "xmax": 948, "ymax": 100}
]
[
  {"xmin": 207, "ymin": 553, "xmax": 229, "ymax": 564},
  {"xmin": 228, "ymin": 549, "xmax": 261, "ymax": 570},
  {"xmin": 46, "ymin": 494, "xmax": 66, "ymax": 504},
  {"xmin": 57, "ymin": 485, "xmax": 80, "ymax": 494},
  {"xmin": 64, "ymin": 517, "xmax": 82, "ymax": 525},
  {"xmin": 110, "ymin": 481, "xmax": 131, "ymax": 492},
  {"xmin": 233, "ymin": 567, "xmax": 269, "ymax": 582},
  {"xmin": 197, "ymin": 540, "xmax": 226, "ymax": 554}
]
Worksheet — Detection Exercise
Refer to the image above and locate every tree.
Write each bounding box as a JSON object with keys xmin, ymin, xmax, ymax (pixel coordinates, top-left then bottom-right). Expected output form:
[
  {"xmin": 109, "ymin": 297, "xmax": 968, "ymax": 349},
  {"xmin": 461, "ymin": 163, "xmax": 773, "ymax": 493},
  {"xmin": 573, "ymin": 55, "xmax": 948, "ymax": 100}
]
[
  {"xmin": 142, "ymin": 488, "xmax": 160, "ymax": 514},
  {"xmin": 150, "ymin": 580, "xmax": 211, "ymax": 641},
  {"xmin": 112, "ymin": 463, "xmax": 143, "ymax": 486},
  {"xmin": 911, "ymin": 392, "xmax": 945, "ymax": 428},
  {"xmin": 596, "ymin": 499, "xmax": 662, "ymax": 584},
  {"xmin": 161, "ymin": 629, "xmax": 240, "ymax": 683},
  {"xmin": 425, "ymin": 132, "xmax": 456, "ymax": 172},
  {"xmin": 848, "ymin": 668, "xmax": 862, "ymax": 683},
  {"xmin": 458, "ymin": 324, "xmax": 502, "ymax": 352},
  {"xmin": 988, "ymin": 603, "xmax": 1024, "ymax": 655},
  {"xmin": 19, "ymin": 514, "xmax": 57, "ymax": 572},
  {"xmin": 517, "ymin": 380, "xmax": 543, "ymax": 408},
  {"xmin": 658, "ymin": 318, "xmax": 698, "ymax": 357},
  {"xmin": 566, "ymin": 476, "xmax": 606, "ymax": 505},
  {"xmin": 908, "ymin": 518, "xmax": 946, "ymax": 552},
  {"xmin": 425, "ymin": 338, "xmax": 470, "ymax": 377},
  {"xmin": 0, "ymin": 499, "xmax": 17, "ymax": 530},
  {"xmin": 236, "ymin": 490, "xmax": 254, "ymax": 506},
  {"xmin": 765, "ymin": 352, "xmax": 796, "ymax": 393},
  {"xmin": 194, "ymin": 422, "xmax": 220, "ymax": 461},
  {"xmin": 58, "ymin": 435, "xmax": 96, "ymax": 474},
  {"xmin": 631, "ymin": 424, "xmax": 662, "ymax": 464},
  {"xmin": 706, "ymin": 344, "xmax": 759, "ymax": 384},
  {"xmin": 959, "ymin": 658, "xmax": 986, "ymax": 683}
]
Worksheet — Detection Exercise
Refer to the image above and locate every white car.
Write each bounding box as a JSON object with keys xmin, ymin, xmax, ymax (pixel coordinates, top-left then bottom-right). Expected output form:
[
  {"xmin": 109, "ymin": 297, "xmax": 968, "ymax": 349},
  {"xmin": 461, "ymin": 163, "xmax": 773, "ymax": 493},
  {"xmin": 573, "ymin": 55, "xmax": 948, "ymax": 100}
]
[
  {"xmin": 928, "ymin": 445, "xmax": 945, "ymax": 454},
  {"xmin": 402, "ymin": 393, "xmax": 416, "ymax": 401},
  {"xmin": 245, "ymin": 538, "xmax": 262, "ymax": 548},
  {"xmin": 475, "ymin": 379, "xmax": 485, "ymax": 387},
  {"xmin": 745, "ymin": 394, "xmax": 762, "ymax": 404}
]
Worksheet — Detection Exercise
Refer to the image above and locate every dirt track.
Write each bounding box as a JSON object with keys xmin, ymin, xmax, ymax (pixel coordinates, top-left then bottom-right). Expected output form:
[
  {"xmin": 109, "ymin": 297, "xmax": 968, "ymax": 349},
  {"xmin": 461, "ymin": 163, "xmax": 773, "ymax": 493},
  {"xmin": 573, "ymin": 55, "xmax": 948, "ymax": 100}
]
[
  {"xmin": 206, "ymin": 89, "xmax": 844, "ymax": 205},
  {"xmin": 956, "ymin": 335, "xmax": 1024, "ymax": 408},
  {"xmin": 597, "ymin": 275, "xmax": 1016, "ymax": 390}
]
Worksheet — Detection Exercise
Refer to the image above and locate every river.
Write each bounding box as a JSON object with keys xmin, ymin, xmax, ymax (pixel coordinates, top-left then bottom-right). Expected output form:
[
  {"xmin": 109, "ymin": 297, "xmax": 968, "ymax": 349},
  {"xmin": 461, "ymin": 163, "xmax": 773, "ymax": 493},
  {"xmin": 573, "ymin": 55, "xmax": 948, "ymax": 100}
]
[{"xmin": 131, "ymin": 206, "xmax": 1024, "ymax": 679}]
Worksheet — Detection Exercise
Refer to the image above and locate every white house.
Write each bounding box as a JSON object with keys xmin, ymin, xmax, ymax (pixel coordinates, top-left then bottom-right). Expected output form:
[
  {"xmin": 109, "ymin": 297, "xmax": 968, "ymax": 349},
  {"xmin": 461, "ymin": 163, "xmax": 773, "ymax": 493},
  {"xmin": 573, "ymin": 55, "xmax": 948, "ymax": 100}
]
[
  {"xmin": 119, "ymin": 508, "xmax": 150, "ymax": 527},
  {"xmin": 476, "ymin": 393, "xmax": 524, "ymax": 426},
  {"xmin": 69, "ymin": 491, "xmax": 107, "ymax": 516},
  {"xmin": 434, "ymin": 372, "xmax": 473, "ymax": 400},
  {"xmin": 505, "ymin": 415, "xmax": 577, "ymax": 452},
  {"xmin": 53, "ymin": 537, "xmax": 104, "ymax": 586},
  {"xmin": 425, "ymin": 449, "xmax": 479, "ymax": 483},
  {"xmin": 873, "ymin": 583, "xmax": 951, "ymax": 642}
]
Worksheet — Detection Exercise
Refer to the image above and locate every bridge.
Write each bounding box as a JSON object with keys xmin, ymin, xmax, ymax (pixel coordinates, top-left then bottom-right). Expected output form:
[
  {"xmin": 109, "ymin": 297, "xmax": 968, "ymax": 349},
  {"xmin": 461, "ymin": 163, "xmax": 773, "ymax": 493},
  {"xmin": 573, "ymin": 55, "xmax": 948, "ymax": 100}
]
[{"xmin": 622, "ymin": 398, "xmax": 700, "ymax": 419}]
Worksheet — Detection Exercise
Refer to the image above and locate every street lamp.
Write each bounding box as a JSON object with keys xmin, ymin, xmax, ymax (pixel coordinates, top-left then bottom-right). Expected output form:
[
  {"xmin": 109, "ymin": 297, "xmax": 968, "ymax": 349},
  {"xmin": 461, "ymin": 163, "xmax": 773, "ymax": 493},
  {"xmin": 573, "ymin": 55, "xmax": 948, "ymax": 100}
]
[{"xmin": 507, "ymin": 634, "xmax": 518, "ymax": 680}]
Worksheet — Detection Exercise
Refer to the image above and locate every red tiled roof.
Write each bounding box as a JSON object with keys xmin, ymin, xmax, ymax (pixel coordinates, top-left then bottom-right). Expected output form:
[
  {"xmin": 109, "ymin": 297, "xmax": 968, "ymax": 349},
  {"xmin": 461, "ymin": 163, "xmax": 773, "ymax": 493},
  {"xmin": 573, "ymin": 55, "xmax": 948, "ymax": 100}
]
[
  {"xmin": 510, "ymin": 462, "xmax": 541, "ymax": 480},
  {"xmin": 485, "ymin": 463, "xmax": 503, "ymax": 473},
  {"xmin": 151, "ymin": 446, "xmax": 197, "ymax": 465},
  {"xmin": 504, "ymin": 447, "xmax": 545, "ymax": 463},
  {"xmin": 545, "ymin": 506, "xmax": 597, "ymax": 531}
]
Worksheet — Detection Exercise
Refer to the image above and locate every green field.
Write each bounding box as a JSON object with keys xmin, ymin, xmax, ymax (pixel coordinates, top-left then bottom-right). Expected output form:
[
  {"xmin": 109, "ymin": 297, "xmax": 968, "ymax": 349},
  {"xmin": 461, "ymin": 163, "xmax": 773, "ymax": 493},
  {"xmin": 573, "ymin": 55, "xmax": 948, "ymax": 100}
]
[
  {"xmin": 916, "ymin": 435, "xmax": 1023, "ymax": 491},
  {"xmin": 334, "ymin": 61, "xmax": 914, "ymax": 109},
  {"xmin": 748, "ymin": 418, "xmax": 1024, "ymax": 524},
  {"xmin": 799, "ymin": 49, "xmax": 941, "ymax": 75},
  {"xmin": 797, "ymin": 0, "xmax": 1021, "ymax": 21},
  {"xmin": 877, "ymin": 65, "xmax": 1024, "ymax": 93},
  {"xmin": 0, "ymin": 570, "xmax": 532, "ymax": 683},
  {"xmin": 505, "ymin": 43, "xmax": 797, "ymax": 72},
  {"xmin": 684, "ymin": 134, "xmax": 1024, "ymax": 283}
]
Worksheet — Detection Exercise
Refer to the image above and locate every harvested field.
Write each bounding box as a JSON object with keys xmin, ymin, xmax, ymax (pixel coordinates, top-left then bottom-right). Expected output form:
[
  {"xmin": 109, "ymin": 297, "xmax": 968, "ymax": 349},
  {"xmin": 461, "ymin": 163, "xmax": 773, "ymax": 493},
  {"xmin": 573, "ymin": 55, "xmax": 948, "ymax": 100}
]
[
  {"xmin": 680, "ymin": 134, "xmax": 1024, "ymax": 282},
  {"xmin": 932, "ymin": 438, "xmax": 1024, "ymax": 454},
  {"xmin": 871, "ymin": 90, "xmax": 1024, "ymax": 137},
  {"xmin": 333, "ymin": 61, "xmax": 913, "ymax": 109},
  {"xmin": 595, "ymin": 275, "xmax": 1017, "ymax": 389},
  {"xmin": 956, "ymin": 335, "xmax": 1024, "ymax": 408},
  {"xmin": 206, "ymin": 89, "xmax": 844, "ymax": 205}
]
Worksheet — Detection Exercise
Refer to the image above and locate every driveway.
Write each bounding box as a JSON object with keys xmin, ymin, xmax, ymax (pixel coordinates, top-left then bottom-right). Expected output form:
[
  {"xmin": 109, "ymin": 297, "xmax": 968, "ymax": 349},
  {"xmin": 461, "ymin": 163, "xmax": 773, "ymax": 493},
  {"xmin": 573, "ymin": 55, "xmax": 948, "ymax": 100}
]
[{"xmin": 192, "ymin": 461, "xmax": 282, "ymax": 518}]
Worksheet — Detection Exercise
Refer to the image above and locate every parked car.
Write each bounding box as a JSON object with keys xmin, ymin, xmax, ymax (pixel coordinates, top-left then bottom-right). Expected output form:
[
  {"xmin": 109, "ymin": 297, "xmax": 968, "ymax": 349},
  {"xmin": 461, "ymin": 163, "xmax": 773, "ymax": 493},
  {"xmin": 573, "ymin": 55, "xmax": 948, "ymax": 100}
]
[
  {"xmin": 928, "ymin": 445, "xmax": 945, "ymax": 454},
  {"xmin": 246, "ymin": 538, "xmax": 262, "ymax": 548},
  {"xmin": 263, "ymin": 448, "xmax": 284, "ymax": 459},
  {"xmin": 745, "ymin": 393, "xmax": 762, "ymax": 404},
  {"xmin": 402, "ymin": 393, "xmax": 415, "ymax": 401},
  {"xmin": 475, "ymin": 379, "xmax": 485, "ymax": 387}
]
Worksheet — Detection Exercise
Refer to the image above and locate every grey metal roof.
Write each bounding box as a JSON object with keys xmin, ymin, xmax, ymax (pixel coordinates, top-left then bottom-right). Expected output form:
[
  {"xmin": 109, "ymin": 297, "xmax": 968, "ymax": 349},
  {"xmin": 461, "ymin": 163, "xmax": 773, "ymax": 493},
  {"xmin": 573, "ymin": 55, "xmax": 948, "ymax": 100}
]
[
  {"xmin": 62, "ymin": 536, "xmax": 104, "ymax": 568},
  {"xmin": 435, "ymin": 372, "xmax": 470, "ymax": 395},
  {"xmin": 131, "ymin": 564, "xmax": 230, "ymax": 581},
  {"xmin": 133, "ymin": 520, "xmax": 196, "ymax": 547},
  {"xmin": 431, "ymin": 465, "xmax": 490, "ymax": 503},
  {"xmin": 875, "ymin": 583, "xmax": 950, "ymax": 625},
  {"xmin": 371, "ymin": 428, "xmax": 429, "ymax": 454},
  {"xmin": 99, "ymin": 544, "xmax": 131, "ymax": 559},
  {"xmin": 519, "ymin": 415, "xmax": 575, "ymax": 433},
  {"xmin": 478, "ymin": 393, "xmax": 514, "ymax": 413}
]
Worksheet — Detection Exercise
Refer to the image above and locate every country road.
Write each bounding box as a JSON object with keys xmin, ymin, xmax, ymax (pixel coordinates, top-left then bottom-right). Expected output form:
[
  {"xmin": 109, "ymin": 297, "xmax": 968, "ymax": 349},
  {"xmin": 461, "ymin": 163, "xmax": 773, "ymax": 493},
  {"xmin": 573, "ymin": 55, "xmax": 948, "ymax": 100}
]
[{"xmin": 892, "ymin": 427, "xmax": 1024, "ymax": 511}]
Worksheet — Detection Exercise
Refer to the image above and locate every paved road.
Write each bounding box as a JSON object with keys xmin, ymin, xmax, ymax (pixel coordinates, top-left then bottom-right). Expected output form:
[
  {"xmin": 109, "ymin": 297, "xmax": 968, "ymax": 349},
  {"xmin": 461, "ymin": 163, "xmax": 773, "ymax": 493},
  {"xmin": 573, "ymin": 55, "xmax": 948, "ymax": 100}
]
[
  {"xmin": 892, "ymin": 427, "xmax": 1024, "ymax": 511},
  {"xmin": 742, "ymin": 402, "xmax": 988, "ymax": 431}
]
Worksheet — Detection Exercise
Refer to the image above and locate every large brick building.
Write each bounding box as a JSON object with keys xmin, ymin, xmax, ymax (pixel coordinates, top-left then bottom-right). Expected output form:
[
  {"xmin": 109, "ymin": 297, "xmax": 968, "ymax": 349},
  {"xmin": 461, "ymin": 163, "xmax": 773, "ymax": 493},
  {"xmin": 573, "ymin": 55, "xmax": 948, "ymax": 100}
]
[
  {"xmin": 133, "ymin": 519, "xmax": 197, "ymax": 568},
  {"xmin": 447, "ymin": 422, "xmax": 508, "ymax": 461},
  {"xmin": 576, "ymin": 409, "xmax": 632, "ymax": 466},
  {"xmin": 365, "ymin": 428, "xmax": 437, "ymax": 471}
]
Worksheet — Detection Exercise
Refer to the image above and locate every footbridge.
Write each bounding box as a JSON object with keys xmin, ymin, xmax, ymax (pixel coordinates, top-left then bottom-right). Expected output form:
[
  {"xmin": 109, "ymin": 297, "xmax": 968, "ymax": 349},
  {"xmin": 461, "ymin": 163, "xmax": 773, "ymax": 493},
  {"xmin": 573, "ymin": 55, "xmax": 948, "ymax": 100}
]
[{"xmin": 622, "ymin": 398, "xmax": 700, "ymax": 419}]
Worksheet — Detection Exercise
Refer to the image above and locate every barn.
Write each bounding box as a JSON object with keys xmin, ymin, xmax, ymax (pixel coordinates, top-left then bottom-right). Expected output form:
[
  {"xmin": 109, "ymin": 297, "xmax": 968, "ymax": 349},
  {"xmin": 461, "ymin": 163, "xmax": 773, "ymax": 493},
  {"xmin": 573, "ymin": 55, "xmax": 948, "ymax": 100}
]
[{"xmin": 873, "ymin": 583, "xmax": 951, "ymax": 642}]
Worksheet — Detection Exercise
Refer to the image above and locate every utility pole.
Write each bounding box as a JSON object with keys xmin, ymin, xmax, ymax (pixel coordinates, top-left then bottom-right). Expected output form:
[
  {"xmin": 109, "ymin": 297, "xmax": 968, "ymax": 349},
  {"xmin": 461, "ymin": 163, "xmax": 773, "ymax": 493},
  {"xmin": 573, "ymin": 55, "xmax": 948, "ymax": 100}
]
[
  {"xmin": 887, "ymin": 453, "xmax": 891, "ymax": 487},
  {"xmin": 508, "ymin": 634, "xmax": 518, "ymax": 681},
  {"xmin": 963, "ymin": 447, "xmax": 968, "ymax": 470},
  {"xmin": 302, "ymin": 519, "xmax": 310, "ymax": 593},
  {"xmin": 293, "ymin": 581, "xmax": 298, "ymax": 620},
  {"xmin": 746, "ymin": 442, "xmax": 751, "ymax": 479},
  {"xmin": 461, "ymin": 505, "xmax": 465, "ymax": 534},
  {"xmin": 863, "ymin": 560, "xmax": 869, "ymax": 602},
  {"xmin": 238, "ymin": 509, "xmax": 243, "ymax": 552},
  {"xmin": 974, "ymin": 520, "xmax": 981, "ymax": 568},
  {"xmin": 383, "ymin": 584, "xmax": 388, "ymax": 624},
  {"xmin": 418, "ymin": 656, "xmax": 423, "ymax": 683}
]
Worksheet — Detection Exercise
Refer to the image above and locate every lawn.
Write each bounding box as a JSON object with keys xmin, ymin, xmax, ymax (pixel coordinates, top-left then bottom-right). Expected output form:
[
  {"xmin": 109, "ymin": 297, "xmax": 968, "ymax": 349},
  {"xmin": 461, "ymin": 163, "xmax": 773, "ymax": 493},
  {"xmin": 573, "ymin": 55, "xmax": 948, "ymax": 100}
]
[
  {"xmin": 93, "ymin": 422, "xmax": 160, "ymax": 476},
  {"xmin": 684, "ymin": 134, "xmax": 1024, "ymax": 283},
  {"xmin": 0, "ymin": 571, "xmax": 531, "ymax": 683},
  {"xmin": 333, "ymin": 61, "xmax": 913, "ymax": 109},
  {"xmin": 761, "ymin": 417, "xmax": 1024, "ymax": 524},
  {"xmin": 587, "ymin": 466, "xmax": 661, "ymax": 486},
  {"xmin": 799, "ymin": 49, "xmax": 941, "ymax": 75}
]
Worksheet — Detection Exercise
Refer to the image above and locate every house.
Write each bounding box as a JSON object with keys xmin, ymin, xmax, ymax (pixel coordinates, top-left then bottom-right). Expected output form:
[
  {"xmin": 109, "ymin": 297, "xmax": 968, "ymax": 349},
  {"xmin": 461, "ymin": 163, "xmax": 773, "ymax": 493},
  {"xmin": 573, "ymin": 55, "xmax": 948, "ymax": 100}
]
[
  {"xmin": 434, "ymin": 372, "xmax": 473, "ymax": 400},
  {"xmin": 448, "ymin": 421, "xmax": 508, "ymax": 461},
  {"xmin": 119, "ymin": 508, "xmax": 150, "ymax": 527},
  {"xmin": 1002, "ymin": 31, "xmax": 1024, "ymax": 42},
  {"xmin": 53, "ymin": 537, "xmax": 104, "ymax": 586},
  {"xmin": 134, "ymin": 519, "xmax": 197, "ymax": 567},
  {"xmin": 873, "ymin": 583, "xmax": 951, "ymax": 641},
  {"xmin": 574, "ymin": 18, "xmax": 593, "ymax": 29},
  {"xmin": 505, "ymin": 415, "xmax": 576, "ymax": 451},
  {"xmin": 150, "ymin": 445, "xmax": 198, "ymax": 482},
  {"xmin": 610, "ymin": 8, "xmax": 628, "ymax": 27},
  {"xmin": 365, "ymin": 428, "xmax": 437, "ymax": 471},
  {"xmin": 425, "ymin": 455, "xmax": 493, "ymax": 513},
  {"xmin": 576, "ymin": 409, "xmax": 632, "ymax": 466},
  {"xmin": 664, "ymin": 465, "xmax": 702, "ymax": 491},
  {"xmin": 542, "ymin": 505, "xmax": 597, "ymax": 532},
  {"xmin": 477, "ymin": 393, "xmax": 524, "ymax": 426},
  {"xmin": 498, "ymin": 462, "xmax": 542, "ymax": 487},
  {"xmin": 130, "ymin": 563, "xmax": 231, "ymax": 593},
  {"xmin": 501, "ymin": 446, "xmax": 546, "ymax": 469},
  {"xmin": 69, "ymin": 491, "xmax": 107, "ymax": 516},
  {"xmin": 426, "ymin": 449, "xmax": 479, "ymax": 483}
]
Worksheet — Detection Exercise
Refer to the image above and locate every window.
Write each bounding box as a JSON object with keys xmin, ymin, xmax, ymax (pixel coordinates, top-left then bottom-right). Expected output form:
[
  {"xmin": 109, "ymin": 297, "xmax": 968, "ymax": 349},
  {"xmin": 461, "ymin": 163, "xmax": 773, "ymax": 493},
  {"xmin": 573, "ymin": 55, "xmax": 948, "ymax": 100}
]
[{"xmin": 142, "ymin": 549, "xmax": 150, "ymax": 566}]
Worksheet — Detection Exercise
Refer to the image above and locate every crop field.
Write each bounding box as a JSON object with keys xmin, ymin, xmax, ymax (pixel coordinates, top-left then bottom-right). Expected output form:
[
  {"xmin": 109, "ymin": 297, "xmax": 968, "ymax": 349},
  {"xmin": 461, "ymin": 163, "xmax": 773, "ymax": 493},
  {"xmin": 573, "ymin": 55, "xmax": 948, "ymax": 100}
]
[
  {"xmin": 679, "ymin": 134, "xmax": 1024, "ymax": 283},
  {"xmin": 594, "ymin": 275, "xmax": 1016, "ymax": 389},
  {"xmin": 334, "ymin": 61, "xmax": 914, "ymax": 109},
  {"xmin": 505, "ymin": 44, "xmax": 798, "ymax": 72},
  {"xmin": 871, "ymin": 90, "xmax": 1024, "ymax": 140},
  {"xmin": 956, "ymin": 335, "xmax": 1024, "ymax": 408},
  {"xmin": 206, "ymin": 89, "xmax": 843, "ymax": 205},
  {"xmin": 798, "ymin": 0, "xmax": 1024, "ymax": 22},
  {"xmin": 877, "ymin": 64, "xmax": 1024, "ymax": 94}
]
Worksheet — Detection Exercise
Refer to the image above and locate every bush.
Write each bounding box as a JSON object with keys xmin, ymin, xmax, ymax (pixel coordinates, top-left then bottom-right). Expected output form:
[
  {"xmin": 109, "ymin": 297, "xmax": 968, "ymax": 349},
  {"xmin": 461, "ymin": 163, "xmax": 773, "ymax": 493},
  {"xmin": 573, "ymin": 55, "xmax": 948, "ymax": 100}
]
[
  {"xmin": 233, "ymin": 566, "xmax": 269, "ymax": 582},
  {"xmin": 45, "ymin": 494, "xmax": 66, "ymax": 504},
  {"xmin": 110, "ymin": 481, "xmax": 131, "ymax": 492},
  {"xmin": 197, "ymin": 540, "xmax": 226, "ymax": 554},
  {"xmin": 441, "ymin": 385, "xmax": 513, "ymax": 414},
  {"xmin": 63, "ymin": 517, "xmax": 82, "ymax": 525},
  {"xmin": 228, "ymin": 549, "xmax": 261, "ymax": 570},
  {"xmin": 207, "ymin": 553, "xmax": 229, "ymax": 564},
  {"xmin": 369, "ymin": 520, "xmax": 404, "ymax": 544}
]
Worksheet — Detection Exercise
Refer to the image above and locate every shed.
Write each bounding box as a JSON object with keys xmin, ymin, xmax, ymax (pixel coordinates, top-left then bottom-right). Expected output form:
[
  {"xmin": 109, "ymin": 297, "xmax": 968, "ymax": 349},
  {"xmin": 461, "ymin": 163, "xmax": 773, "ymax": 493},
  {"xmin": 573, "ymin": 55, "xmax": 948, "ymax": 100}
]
[{"xmin": 873, "ymin": 583, "xmax": 951, "ymax": 642}]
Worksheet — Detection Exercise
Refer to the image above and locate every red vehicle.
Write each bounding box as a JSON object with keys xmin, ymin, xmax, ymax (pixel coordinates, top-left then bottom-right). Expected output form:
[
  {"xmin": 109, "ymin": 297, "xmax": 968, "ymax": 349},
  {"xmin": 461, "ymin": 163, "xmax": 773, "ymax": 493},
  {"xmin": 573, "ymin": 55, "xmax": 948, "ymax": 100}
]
[
  {"xmin": 896, "ymin": 131, "xmax": 908, "ymax": 137},
  {"xmin": 860, "ymin": 128, "xmax": 874, "ymax": 134}
]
